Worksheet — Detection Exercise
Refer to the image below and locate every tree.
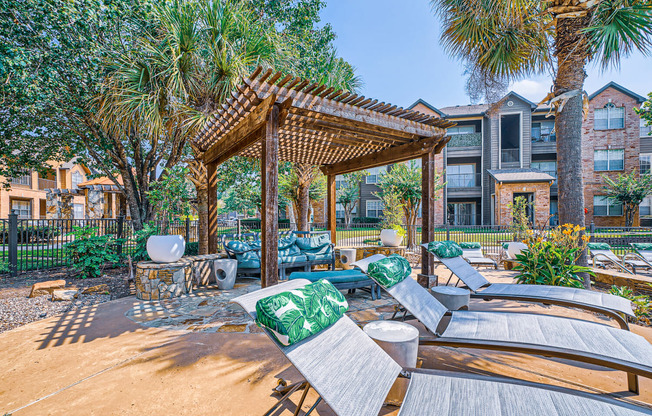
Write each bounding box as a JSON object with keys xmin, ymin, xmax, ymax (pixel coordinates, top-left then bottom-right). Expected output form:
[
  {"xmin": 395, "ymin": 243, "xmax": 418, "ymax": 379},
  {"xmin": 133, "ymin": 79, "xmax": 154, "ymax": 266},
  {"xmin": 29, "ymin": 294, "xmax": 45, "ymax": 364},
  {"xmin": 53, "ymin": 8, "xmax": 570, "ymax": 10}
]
[
  {"xmin": 376, "ymin": 161, "xmax": 444, "ymax": 249},
  {"xmin": 431, "ymin": 0, "xmax": 652, "ymax": 287},
  {"xmin": 279, "ymin": 166, "xmax": 326, "ymax": 229},
  {"xmin": 602, "ymin": 170, "xmax": 652, "ymax": 227},
  {"xmin": 637, "ymin": 92, "xmax": 652, "ymax": 135},
  {"xmin": 336, "ymin": 171, "xmax": 368, "ymax": 228},
  {"xmin": 147, "ymin": 166, "xmax": 193, "ymax": 232}
]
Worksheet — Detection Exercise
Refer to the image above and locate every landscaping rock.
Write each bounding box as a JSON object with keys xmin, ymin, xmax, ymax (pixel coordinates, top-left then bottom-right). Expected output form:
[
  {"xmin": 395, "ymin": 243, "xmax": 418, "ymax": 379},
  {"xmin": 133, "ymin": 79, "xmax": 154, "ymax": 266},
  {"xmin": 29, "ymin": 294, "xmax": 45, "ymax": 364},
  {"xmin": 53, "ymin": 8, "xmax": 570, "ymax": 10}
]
[
  {"xmin": 82, "ymin": 284, "xmax": 110, "ymax": 295},
  {"xmin": 51, "ymin": 289, "xmax": 79, "ymax": 302},
  {"xmin": 29, "ymin": 280, "xmax": 66, "ymax": 298}
]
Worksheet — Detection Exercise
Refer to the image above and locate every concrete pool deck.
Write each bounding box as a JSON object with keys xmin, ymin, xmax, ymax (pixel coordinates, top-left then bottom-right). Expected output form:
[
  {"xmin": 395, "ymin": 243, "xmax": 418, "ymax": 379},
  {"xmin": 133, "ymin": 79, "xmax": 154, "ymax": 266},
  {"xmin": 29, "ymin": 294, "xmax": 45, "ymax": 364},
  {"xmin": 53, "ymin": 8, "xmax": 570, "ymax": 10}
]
[{"xmin": 2, "ymin": 267, "xmax": 652, "ymax": 415}]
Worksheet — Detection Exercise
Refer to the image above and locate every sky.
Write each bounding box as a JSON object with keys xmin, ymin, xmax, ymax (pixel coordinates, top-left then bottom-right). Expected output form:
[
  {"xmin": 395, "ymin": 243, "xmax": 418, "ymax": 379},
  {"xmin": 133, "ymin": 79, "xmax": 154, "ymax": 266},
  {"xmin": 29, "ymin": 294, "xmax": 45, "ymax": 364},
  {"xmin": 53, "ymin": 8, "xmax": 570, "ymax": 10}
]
[{"xmin": 320, "ymin": 0, "xmax": 652, "ymax": 109}]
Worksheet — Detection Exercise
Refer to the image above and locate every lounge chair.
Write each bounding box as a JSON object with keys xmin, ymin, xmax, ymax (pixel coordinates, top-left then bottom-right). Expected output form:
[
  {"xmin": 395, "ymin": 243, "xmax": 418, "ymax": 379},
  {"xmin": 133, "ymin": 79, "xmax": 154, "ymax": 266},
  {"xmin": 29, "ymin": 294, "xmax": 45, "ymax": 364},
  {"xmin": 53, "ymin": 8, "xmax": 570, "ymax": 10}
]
[
  {"xmin": 631, "ymin": 243, "xmax": 652, "ymax": 270},
  {"xmin": 588, "ymin": 242, "xmax": 646, "ymax": 274},
  {"xmin": 458, "ymin": 242, "xmax": 498, "ymax": 269},
  {"xmin": 231, "ymin": 279, "xmax": 652, "ymax": 415},
  {"xmin": 421, "ymin": 243, "xmax": 635, "ymax": 329},
  {"xmin": 354, "ymin": 254, "xmax": 652, "ymax": 394}
]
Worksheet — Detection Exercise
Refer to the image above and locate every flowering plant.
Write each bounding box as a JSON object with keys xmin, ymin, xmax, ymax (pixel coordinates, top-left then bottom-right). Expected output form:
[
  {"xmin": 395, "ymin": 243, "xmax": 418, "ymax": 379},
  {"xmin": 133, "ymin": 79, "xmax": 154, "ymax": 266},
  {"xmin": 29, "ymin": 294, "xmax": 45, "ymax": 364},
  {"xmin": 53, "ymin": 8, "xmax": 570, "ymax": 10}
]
[{"xmin": 513, "ymin": 224, "xmax": 593, "ymax": 287}]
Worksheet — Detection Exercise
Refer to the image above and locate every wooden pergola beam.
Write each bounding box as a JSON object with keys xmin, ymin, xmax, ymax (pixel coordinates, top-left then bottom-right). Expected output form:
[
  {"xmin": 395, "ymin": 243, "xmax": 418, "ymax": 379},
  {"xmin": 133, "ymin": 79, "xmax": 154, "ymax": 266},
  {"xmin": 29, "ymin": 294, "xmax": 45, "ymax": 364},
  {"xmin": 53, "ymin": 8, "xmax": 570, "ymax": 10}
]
[
  {"xmin": 420, "ymin": 150, "xmax": 436, "ymax": 287},
  {"xmin": 203, "ymin": 94, "xmax": 276, "ymax": 164},
  {"xmin": 260, "ymin": 104, "xmax": 280, "ymax": 288},
  {"xmin": 320, "ymin": 136, "xmax": 445, "ymax": 176}
]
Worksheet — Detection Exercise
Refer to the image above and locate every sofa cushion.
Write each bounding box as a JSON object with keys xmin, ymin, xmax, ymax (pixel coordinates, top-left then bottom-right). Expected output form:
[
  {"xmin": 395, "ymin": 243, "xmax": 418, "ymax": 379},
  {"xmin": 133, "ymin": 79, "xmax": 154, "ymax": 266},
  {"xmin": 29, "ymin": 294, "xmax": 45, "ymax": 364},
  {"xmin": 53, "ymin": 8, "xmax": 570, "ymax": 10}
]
[
  {"xmin": 296, "ymin": 233, "xmax": 331, "ymax": 251},
  {"xmin": 239, "ymin": 258, "xmax": 261, "ymax": 269},
  {"xmin": 367, "ymin": 254, "xmax": 411, "ymax": 289},
  {"xmin": 255, "ymin": 279, "xmax": 348, "ymax": 346},
  {"xmin": 633, "ymin": 243, "xmax": 652, "ymax": 251},
  {"xmin": 428, "ymin": 241, "xmax": 463, "ymax": 258},
  {"xmin": 304, "ymin": 252, "xmax": 333, "ymax": 262},
  {"xmin": 289, "ymin": 269, "xmax": 368, "ymax": 284},
  {"xmin": 279, "ymin": 234, "xmax": 298, "ymax": 250},
  {"xmin": 226, "ymin": 240, "xmax": 260, "ymax": 265},
  {"xmin": 279, "ymin": 254, "xmax": 308, "ymax": 264}
]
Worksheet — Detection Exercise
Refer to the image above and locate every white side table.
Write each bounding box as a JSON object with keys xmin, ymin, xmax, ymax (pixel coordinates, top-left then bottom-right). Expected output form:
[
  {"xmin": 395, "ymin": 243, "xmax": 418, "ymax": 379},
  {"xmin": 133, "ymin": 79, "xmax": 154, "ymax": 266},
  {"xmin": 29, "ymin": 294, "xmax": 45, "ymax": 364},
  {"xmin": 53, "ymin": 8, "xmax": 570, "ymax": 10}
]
[
  {"xmin": 431, "ymin": 286, "xmax": 470, "ymax": 310},
  {"xmin": 363, "ymin": 320, "xmax": 419, "ymax": 406},
  {"xmin": 213, "ymin": 258, "xmax": 238, "ymax": 290}
]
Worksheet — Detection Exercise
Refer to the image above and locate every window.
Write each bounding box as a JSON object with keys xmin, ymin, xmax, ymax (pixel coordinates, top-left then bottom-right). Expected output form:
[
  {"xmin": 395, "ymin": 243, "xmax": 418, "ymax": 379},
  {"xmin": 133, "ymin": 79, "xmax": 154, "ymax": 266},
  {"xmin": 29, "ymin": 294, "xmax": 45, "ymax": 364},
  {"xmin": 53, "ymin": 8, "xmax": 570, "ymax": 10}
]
[
  {"xmin": 447, "ymin": 203, "xmax": 475, "ymax": 225},
  {"xmin": 447, "ymin": 125, "xmax": 475, "ymax": 135},
  {"xmin": 335, "ymin": 178, "xmax": 344, "ymax": 190},
  {"xmin": 531, "ymin": 161, "xmax": 557, "ymax": 179},
  {"xmin": 641, "ymin": 154, "xmax": 652, "ymax": 175},
  {"xmin": 11, "ymin": 200, "xmax": 32, "ymax": 219},
  {"xmin": 594, "ymin": 149, "xmax": 624, "ymax": 171},
  {"xmin": 593, "ymin": 196, "xmax": 623, "ymax": 216},
  {"xmin": 71, "ymin": 171, "xmax": 84, "ymax": 189},
  {"xmin": 642, "ymin": 119, "xmax": 652, "ymax": 137},
  {"xmin": 447, "ymin": 164, "xmax": 476, "ymax": 187},
  {"xmin": 532, "ymin": 120, "xmax": 555, "ymax": 142},
  {"xmin": 335, "ymin": 203, "xmax": 356, "ymax": 219},
  {"xmin": 594, "ymin": 103, "xmax": 625, "ymax": 130},
  {"xmin": 366, "ymin": 200, "xmax": 384, "ymax": 218},
  {"xmin": 74, "ymin": 204, "xmax": 84, "ymax": 219},
  {"xmin": 641, "ymin": 197, "xmax": 652, "ymax": 218},
  {"xmin": 365, "ymin": 166, "xmax": 386, "ymax": 184}
]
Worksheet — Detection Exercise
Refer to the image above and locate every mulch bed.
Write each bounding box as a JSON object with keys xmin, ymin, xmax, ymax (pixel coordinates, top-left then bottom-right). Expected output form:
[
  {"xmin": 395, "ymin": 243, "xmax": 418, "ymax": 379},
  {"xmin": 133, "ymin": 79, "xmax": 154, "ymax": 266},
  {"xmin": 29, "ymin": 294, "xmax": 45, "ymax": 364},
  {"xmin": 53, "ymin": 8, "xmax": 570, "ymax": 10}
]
[{"xmin": 0, "ymin": 266, "xmax": 134, "ymax": 334}]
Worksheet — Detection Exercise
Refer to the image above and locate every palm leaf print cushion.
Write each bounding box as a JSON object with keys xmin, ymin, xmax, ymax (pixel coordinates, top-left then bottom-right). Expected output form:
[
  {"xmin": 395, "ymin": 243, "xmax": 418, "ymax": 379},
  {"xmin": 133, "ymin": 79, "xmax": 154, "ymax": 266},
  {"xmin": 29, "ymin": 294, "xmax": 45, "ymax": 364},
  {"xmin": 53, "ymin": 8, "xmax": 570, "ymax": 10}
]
[
  {"xmin": 367, "ymin": 254, "xmax": 411, "ymax": 289},
  {"xmin": 255, "ymin": 279, "xmax": 348, "ymax": 346},
  {"xmin": 428, "ymin": 240, "xmax": 463, "ymax": 258}
]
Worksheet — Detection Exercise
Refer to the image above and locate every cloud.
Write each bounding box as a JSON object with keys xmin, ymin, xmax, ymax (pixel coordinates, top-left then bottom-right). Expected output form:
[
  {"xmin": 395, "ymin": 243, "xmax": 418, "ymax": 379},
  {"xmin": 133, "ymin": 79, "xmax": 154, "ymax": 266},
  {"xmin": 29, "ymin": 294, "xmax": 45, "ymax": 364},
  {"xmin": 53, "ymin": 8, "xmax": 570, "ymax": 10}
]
[{"xmin": 509, "ymin": 79, "xmax": 552, "ymax": 102}]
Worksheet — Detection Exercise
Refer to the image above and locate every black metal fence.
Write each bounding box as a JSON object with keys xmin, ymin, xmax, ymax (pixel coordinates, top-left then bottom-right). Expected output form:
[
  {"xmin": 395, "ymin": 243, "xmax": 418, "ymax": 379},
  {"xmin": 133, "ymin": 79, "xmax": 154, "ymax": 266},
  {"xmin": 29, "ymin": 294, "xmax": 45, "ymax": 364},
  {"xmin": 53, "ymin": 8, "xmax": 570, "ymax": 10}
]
[{"xmin": 3, "ymin": 211, "xmax": 652, "ymax": 276}]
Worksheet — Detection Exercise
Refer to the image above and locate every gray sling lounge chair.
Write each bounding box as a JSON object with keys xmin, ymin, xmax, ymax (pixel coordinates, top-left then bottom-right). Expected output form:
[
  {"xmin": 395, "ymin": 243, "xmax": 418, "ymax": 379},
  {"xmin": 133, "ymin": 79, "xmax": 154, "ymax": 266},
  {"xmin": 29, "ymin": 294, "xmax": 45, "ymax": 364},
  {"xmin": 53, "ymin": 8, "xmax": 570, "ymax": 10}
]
[
  {"xmin": 588, "ymin": 243, "xmax": 647, "ymax": 274},
  {"xmin": 354, "ymin": 255, "xmax": 652, "ymax": 394},
  {"xmin": 421, "ymin": 243, "xmax": 635, "ymax": 329},
  {"xmin": 231, "ymin": 279, "xmax": 652, "ymax": 416}
]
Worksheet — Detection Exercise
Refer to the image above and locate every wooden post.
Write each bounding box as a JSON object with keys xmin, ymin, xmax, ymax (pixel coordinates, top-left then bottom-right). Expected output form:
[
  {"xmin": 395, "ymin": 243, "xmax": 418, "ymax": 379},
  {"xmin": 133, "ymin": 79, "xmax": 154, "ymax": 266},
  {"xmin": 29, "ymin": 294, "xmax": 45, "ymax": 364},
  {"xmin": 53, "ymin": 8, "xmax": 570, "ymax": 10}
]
[
  {"xmin": 327, "ymin": 174, "xmax": 337, "ymax": 247},
  {"xmin": 261, "ymin": 105, "xmax": 280, "ymax": 287},
  {"xmin": 207, "ymin": 161, "xmax": 219, "ymax": 253},
  {"xmin": 420, "ymin": 151, "xmax": 436, "ymax": 287}
]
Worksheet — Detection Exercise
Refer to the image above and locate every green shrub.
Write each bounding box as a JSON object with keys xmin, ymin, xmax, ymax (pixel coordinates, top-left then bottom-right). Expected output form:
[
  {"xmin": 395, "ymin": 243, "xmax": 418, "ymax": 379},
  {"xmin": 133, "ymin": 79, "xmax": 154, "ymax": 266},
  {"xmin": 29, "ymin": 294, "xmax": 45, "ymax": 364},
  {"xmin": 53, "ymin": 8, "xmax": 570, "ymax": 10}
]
[
  {"xmin": 185, "ymin": 242, "xmax": 199, "ymax": 256},
  {"xmin": 132, "ymin": 223, "xmax": 157, "ymax": 261},
  {"xmin": 514, "ymin": 224, "xmax": 593, "ymax": 288},
  {"xmin": 66, "ymin": 226, "xmax": 122, "ymax": 278},
  {"xmin": 352, "ymin": 217, "xmax": 382, "ymax": 224},
  {"xmin": 609, "ymin": 285, "xmax": 652, "ymax": 324}
]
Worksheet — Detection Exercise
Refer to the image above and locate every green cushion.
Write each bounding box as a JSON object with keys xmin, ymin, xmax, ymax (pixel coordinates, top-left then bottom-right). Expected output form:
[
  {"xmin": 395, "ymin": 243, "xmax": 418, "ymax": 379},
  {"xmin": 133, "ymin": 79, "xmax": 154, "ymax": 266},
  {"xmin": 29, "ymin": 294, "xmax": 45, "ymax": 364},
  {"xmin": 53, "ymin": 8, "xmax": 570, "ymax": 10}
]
[
  {"xmin": 279, "ymin": 244, "xmax": 301, "ymax": 258},
  {"xmin": 279, "ymin": 254, "xmax": 308, "ymax": 264},
  {"xmin": 296, "ymin": 234, "xmax": 331, "ymax": 251},
  {"xmin": 238, "ymin": 259, "xmax": 261, "ymax": 269},
  {"xmin": 226, "ymin": 240, "xmax": 260, "ymax": 264},
  {"xmin": 502, "ymin": 242, "xmax": 510, "ymax": 250},
  {"xmin": 255, "ymin": 279, "xmax": 348, "ymax": 346},
  {"xmin": 459, "ymin": 242, "xmax": 481, "ymax": 249},
  {"xmin": 289, "ymin": 269, "xmax": 368, "ymax": 283},
  {"xmin": 428, "ymin": 240, "xmax": 463, "ymax": 258},
  {"xmin": 367, "ymin": 254, "xmax": 411, "ymax": 289},
  {"xmin": 633, "ymin": 243, "xmax": 652, "ymax": 251},
  {"xmin": 588, "ymin": 242, "xmax": 611, "ymax": 251}
]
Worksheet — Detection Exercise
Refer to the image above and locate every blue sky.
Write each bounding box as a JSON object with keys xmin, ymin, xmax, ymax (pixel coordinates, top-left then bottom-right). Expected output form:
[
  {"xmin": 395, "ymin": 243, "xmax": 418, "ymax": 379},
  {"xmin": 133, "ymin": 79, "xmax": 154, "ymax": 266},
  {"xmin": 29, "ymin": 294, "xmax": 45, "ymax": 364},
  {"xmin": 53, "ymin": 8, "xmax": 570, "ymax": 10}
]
[{"xmin": 320, "ymin": 0, "xmax": 652, "ymax": 109}]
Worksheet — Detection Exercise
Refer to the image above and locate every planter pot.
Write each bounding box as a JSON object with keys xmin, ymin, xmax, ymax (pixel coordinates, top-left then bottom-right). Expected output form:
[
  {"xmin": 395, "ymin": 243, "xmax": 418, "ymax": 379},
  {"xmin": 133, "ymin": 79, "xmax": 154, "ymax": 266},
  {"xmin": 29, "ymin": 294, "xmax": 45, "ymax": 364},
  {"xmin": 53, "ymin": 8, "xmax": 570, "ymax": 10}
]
[
  {"xmin": 147, "ymin": 235, "xmax": 186, "ymax": 263},
  {"xmin": 380, "ymin": 229, "xmax": 403, "ymax": 247},
  {"xmin": 507, "ymin": 242, "xmax": 527, "ymax": 259}
]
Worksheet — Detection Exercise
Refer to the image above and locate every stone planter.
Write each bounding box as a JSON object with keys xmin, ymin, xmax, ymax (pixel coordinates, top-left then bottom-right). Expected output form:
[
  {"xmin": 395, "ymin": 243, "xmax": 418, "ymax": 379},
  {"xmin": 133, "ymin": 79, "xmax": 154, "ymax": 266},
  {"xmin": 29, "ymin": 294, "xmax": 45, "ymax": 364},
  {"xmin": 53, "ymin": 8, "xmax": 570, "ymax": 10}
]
[
  {"xmin": 380, "ymin": 229, "xmax": 403, "ymax": 247},
  {"xmin": 147, "ymin": 235, "xmax": 185, "ymax": 263},
  {"xmin": 135, "ymin": 260, "xmax": 192, "ymax": 300}
]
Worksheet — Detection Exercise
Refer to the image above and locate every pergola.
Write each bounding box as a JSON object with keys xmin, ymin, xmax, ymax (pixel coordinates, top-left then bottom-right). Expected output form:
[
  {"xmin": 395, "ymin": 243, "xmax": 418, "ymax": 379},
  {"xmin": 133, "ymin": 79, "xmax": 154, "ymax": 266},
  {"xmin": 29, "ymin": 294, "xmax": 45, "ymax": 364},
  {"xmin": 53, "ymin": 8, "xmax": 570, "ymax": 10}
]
[{"xmin": 194, "ymin": 67, "xmax": 454, "ymax": 288}]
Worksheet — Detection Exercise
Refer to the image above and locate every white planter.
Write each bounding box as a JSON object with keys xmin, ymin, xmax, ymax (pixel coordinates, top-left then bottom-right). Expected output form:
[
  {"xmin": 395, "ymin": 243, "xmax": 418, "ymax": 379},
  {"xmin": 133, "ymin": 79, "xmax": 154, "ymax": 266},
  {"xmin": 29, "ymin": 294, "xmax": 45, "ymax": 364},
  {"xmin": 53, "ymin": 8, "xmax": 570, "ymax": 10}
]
[
  {"xmin": 147, "ymin": 235, "xmax": 186, "ymax": 263},
  {"xmin": 507, "ymin": 242, "xmax": 528, "ymax": 259},
  {"xmin": 380, "ymin": 229, "xmax": 403, "ymax": 247}
]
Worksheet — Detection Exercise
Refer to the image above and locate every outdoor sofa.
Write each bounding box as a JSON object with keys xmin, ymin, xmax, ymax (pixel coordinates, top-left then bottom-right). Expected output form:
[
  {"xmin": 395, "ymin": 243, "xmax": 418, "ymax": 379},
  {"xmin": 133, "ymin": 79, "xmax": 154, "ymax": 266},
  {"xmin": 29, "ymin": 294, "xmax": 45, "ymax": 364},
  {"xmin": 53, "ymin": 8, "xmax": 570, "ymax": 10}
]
[
  {"xmin": 423, "ymin": 242, "xmax": 635, "ymax": 329},
  {"xmin": 232, "ymin": 279, "xmax": 652, "ymax": 416},
  {"xmin": 354, "ymin": 253, "xmax": 652, "ymax": 394},
  {"xmin": 222, "ymin": 230, "xmax": 335, "ymax": 279}
]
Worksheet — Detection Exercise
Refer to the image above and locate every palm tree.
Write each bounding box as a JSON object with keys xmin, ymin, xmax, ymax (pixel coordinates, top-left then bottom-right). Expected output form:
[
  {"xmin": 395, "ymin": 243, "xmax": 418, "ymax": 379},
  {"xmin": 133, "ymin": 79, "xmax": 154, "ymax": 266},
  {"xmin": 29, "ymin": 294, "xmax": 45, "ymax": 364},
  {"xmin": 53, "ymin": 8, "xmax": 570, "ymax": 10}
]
[
  {"xmin": 431, "ymin": 0, "xmax": 652, "ymax": 286},
  {"xmin": 97, "ymin": 0, "xmax": 281, "ymax": 251}
]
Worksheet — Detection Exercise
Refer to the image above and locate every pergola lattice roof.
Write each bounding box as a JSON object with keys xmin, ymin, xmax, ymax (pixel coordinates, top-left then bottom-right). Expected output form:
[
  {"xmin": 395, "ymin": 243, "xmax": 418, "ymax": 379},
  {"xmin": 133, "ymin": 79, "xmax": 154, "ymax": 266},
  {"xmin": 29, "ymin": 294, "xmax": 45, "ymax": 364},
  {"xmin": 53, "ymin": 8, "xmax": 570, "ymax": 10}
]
[{"xmin": 194, "ymin": 67, "xmax": 454, "ymax": 171}]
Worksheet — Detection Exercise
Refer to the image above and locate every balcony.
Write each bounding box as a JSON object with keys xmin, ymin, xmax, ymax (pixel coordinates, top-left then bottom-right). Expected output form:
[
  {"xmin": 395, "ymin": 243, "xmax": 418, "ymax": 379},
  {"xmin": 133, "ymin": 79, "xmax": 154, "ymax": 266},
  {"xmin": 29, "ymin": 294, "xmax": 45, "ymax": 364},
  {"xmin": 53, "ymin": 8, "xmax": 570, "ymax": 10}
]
[
  {"xmin": 447, "ymin": 173, "xmax": 481, "ymax": 188},
  {"xmin": 501, "ymin": 149, "xmax": 520, "ymax": 164},
  {"xmin": 448, "ymin": 132, "xmax": 481, "ymax": 148},
  {"xmin": 10, "ymin": 174, "xmax": 32, "ymax": 187},
  {"xmin": 532, "ymin": 133, "xmax": 556, "ymax": 143},
  {"xmin": 38, "ymin": 178, "xmax": 56, "ymax": 190}
]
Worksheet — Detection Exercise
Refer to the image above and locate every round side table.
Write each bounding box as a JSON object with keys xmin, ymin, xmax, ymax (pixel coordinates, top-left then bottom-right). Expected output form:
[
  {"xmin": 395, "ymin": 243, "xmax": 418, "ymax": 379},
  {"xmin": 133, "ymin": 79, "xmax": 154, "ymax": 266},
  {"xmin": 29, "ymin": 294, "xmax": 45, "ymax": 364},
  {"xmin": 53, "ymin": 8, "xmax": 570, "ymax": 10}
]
[
  {"xmin": 363, "ymin": 320, "xmax": 419, "ymax": 406},
  {"xmin": 430, "ymin": 286, "xmax": 470, "ymax": 310}
]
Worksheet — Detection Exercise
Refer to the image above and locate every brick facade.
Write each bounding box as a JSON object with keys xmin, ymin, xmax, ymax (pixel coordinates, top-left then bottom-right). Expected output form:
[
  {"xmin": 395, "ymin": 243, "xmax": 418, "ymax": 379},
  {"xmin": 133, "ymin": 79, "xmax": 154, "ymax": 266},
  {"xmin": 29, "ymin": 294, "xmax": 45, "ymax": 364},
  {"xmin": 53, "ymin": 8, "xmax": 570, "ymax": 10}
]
[{"xmin": 582, "ymin": 86, "xmax": 642, "ymax": 226}]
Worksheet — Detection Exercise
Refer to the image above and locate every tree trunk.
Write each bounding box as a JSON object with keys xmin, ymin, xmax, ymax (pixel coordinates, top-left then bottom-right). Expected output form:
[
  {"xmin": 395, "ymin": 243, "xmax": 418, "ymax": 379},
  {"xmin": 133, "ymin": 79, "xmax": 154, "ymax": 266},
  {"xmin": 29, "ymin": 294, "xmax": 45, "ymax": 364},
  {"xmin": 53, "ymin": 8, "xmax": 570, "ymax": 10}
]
[
  {"xmin": 196, "ymin": 184, "xmax": 208, "ymax": 254},
  {"xmin": 554, "ymin": 13, "xmax": 591, "ymax": 287},
  {"xmin": 297, "ymin": 183, "xmax": 311, "ymax": 231}
]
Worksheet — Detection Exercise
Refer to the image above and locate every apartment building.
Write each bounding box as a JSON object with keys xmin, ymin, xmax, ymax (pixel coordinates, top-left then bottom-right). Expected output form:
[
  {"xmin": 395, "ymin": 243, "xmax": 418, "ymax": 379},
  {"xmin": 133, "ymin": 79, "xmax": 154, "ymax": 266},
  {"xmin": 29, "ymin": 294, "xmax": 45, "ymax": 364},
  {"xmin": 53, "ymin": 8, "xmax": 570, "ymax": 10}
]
[
  {"xmin": 1, "ymin": 160, "xmax": 125, "ymax": 220},
  {"xmin": 315, "ymin": 82, "xmax": 650, "ymax": 227}
]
